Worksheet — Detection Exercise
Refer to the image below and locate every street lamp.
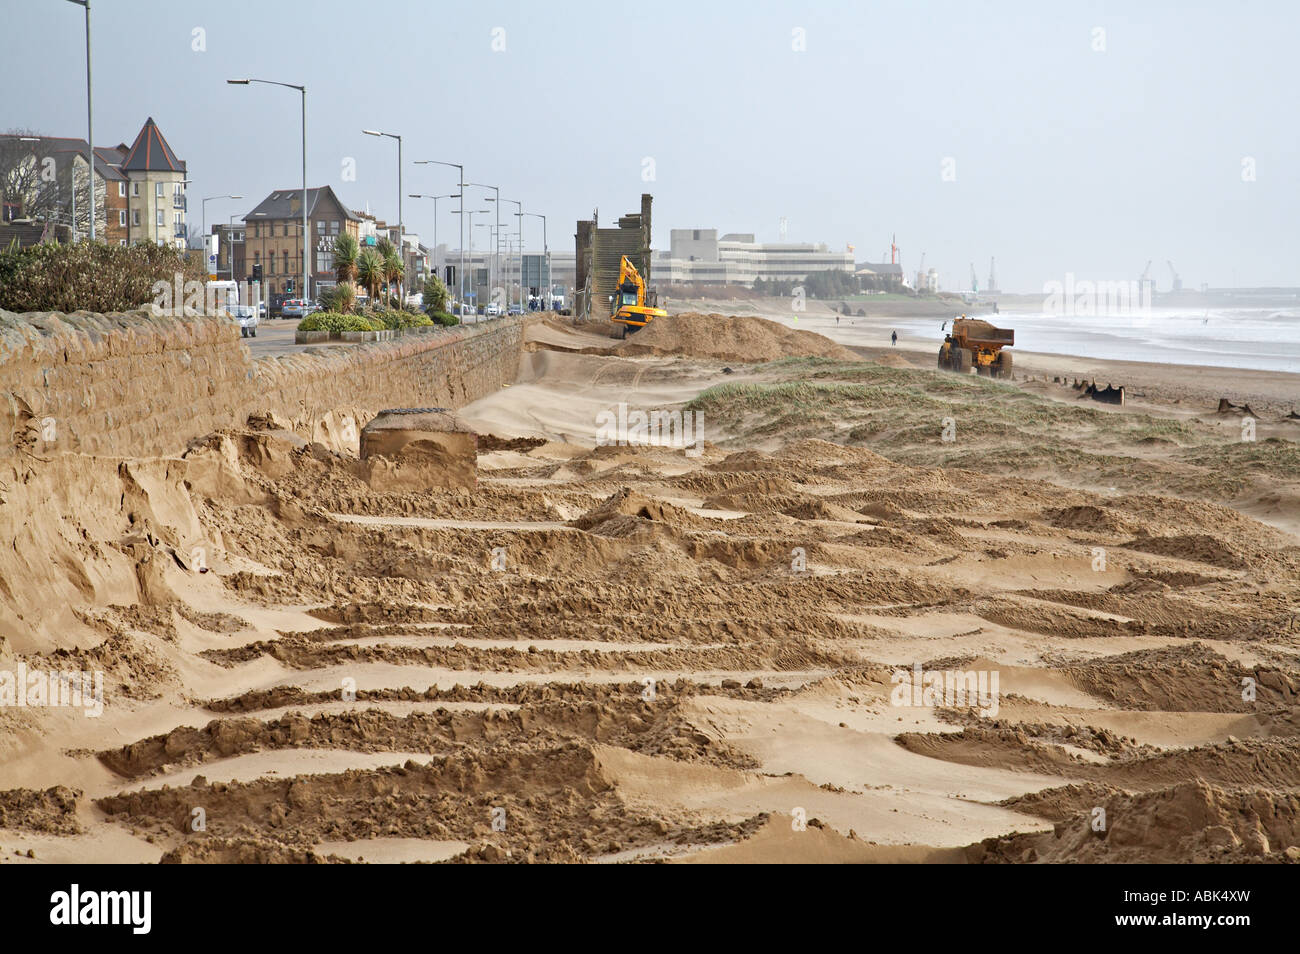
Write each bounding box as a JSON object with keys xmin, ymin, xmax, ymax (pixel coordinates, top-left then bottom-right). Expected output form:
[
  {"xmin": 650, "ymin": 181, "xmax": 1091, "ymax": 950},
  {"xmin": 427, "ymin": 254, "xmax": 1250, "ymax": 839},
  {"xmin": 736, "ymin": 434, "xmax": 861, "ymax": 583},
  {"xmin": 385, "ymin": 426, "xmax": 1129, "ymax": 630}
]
[
  {"xmin": 408, "ymin": 193, "xmax": 460, "ymax": 275},
  {"xmin": 485, "ymin": 197, "xmax": 522, "ymax": 311},
  {"xmin": 65, "ymin": 0, "xmax": 94, "ymax": 241},
  {"xmin": 201, "ymin": 194, "xmax": 243, "ymax": 273},
  {"xmin": 415, "ymin": 159, "xmax": 465, "ymax": 311},
  {"xmin": 466, "ymin": 209, "xmax": 492, "ymax": 321},
  {"xmin": 228, "ymin": 78, "xmax": 307, "ymax": 301},
  {"xmin": 362, "ymin": 129, "xmax": 402, "ymax": 253},
  {"xmin": 465, "ymin": 182, "xmax": 499, "ymax": 299},
  {"xmin": 523, "ymin": 212, "xmax": 547, "ymax": 310}
]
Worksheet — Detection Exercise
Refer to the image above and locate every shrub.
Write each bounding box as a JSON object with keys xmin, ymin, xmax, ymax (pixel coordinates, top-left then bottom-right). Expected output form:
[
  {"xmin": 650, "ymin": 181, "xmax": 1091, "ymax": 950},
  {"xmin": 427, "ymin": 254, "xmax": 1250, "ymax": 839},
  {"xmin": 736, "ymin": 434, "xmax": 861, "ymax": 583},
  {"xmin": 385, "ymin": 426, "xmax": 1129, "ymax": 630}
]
[
  {"xmin": 297, "ymin": 312, "xmax": 385, "ymax": 334},
  {"xmin": 0, "ymin": 240, "xmax": 206, "ymax": 313},
  {"xmin": 430, "ymin": 311, "xmax": 459, "ymax": 327}
]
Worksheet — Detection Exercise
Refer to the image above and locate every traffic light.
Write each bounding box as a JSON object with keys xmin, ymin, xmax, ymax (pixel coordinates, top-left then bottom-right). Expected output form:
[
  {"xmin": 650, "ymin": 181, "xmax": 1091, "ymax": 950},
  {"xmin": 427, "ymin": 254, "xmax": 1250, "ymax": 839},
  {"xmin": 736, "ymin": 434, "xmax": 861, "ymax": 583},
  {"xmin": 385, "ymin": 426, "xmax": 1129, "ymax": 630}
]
[
  {"xmin": 285, "ymin": 279, "xmax": 294, "ymax": 294},
  {"xmin": 252, "ymin": 263, "xmax": 263, "ymax": 282}
]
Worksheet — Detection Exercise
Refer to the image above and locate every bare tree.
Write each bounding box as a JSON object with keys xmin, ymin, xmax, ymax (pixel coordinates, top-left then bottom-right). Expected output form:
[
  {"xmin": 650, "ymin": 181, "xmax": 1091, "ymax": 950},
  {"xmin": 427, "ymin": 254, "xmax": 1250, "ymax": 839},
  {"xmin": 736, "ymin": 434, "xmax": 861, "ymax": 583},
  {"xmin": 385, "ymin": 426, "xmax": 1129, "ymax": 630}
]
[{"xmin": 0, "ymin": 130, "xmax": 107, "ymax": 239}]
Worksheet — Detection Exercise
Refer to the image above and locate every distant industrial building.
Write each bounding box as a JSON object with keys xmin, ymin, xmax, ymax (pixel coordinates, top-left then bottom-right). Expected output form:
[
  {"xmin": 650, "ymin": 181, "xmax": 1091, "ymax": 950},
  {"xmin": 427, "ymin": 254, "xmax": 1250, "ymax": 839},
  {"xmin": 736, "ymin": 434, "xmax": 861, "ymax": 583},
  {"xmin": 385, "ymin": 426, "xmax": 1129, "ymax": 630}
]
[
  {"xmin": 855, "ymin": 261, "xmax": 905, "ymax": 292},
  {"xmin": 652, "ymin": 228, "xmax": 855, "ymax": 285}
]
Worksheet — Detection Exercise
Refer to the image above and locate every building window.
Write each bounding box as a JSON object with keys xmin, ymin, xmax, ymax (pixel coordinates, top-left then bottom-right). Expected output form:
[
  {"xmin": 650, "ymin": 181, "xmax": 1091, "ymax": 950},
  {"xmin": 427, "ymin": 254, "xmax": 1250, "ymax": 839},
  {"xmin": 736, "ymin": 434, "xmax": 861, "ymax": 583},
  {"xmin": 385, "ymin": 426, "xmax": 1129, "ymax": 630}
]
[
  {"xmin": 132, "ymin": 210, "xmax": 140, "ymax": 226},
  {"xmin": 318, "ymin": 251, "xmax": 334, "ymax": 274},
  {"xmin": 119, "ymin": 239, "xmax": 127, "ymax": 247},
  {"xmin": 118, "ymin": 182, "xmax": 126, "ymax": 197},
  {"xmin": 283, "ymin": 250, "xmax": 290, "ymax": 275},
  {"xmin": 131, "ymin": 182, "xmax": 139, "ymax": 197},
  {"xmin": 118, "ymin": 210, "xmax": 126, "ymax": 227},
  {"xmin": 331, "ymin": 220, "xmax": 340, "ymax": 234},
  {"xmin": 156, "ymin": 182, "xmax": 164, "ymax": 198},
  {"xmin": 156, "ymin": 209, "xmax": 164, "ymax": 226},
  {"xmin": 269, "ymin": 255, "xmax": 276, "ymax": 276}
]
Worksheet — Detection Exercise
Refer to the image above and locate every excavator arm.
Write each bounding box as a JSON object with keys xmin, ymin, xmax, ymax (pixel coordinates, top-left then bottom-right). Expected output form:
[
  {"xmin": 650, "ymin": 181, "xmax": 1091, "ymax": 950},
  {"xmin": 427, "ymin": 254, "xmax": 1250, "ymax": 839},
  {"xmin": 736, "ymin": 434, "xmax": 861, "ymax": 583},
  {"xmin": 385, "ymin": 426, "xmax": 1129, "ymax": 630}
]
[{"xmin": 618, "ymin": 255, "xmax": 646, "ymax": 305}]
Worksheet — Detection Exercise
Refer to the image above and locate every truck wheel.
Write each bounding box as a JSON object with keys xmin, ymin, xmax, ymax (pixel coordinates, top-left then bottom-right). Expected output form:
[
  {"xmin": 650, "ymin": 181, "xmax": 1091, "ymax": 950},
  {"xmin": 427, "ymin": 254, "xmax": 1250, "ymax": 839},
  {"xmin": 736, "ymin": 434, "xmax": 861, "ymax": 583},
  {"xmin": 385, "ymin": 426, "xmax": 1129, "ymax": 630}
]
[
  {"xmin": 615, "ymin": 323, "xmax": 627, "ymax": 340},
  {"xmin": 251, "ymin": 327, "xmax": 257, "ymax": 337},
  {"xmin": 996, "ymin": 351, "xmax": 1013, "ymax": 378},
  {"xmin": 241, "ymin": 327, "xmax": 248, "ymax": 338},
  {"xmin": 937, "ymin": 344, "xmax": 950, "ymax": 369},
  {"xmin": 955, "ymin": 347, "xmax": 974, "ymax": 372}
]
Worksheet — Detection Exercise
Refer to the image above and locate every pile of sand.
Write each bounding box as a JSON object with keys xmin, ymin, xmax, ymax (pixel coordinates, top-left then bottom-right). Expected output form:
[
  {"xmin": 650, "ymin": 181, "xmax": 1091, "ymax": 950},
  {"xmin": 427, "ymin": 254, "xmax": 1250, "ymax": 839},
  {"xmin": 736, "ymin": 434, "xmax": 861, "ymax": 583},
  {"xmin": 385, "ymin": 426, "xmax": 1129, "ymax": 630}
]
[
  {"xmin": 615, "ymin": 313, "xmax": 860, "ymax": 364},
  {"xmin": 974, "ymin": 780, "xmax": 1300, "ymax": 863}
]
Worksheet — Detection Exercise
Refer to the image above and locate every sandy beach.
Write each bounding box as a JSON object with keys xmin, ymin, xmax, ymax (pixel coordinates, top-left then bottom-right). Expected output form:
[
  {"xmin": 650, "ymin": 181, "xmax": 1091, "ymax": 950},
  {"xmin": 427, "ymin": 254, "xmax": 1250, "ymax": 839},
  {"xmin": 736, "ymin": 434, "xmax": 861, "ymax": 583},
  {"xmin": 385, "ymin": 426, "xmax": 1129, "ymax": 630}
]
[{"xmin": 2, "ymin": 310, "xmax": 1298, "ymax": 864}]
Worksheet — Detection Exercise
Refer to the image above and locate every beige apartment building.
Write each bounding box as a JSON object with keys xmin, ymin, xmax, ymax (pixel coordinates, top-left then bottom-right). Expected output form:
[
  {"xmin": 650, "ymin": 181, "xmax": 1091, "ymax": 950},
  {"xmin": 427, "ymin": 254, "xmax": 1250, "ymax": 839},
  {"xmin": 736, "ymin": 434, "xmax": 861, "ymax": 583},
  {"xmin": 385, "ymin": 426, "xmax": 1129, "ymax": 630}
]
[
  {"xmin": 239, "ymin": 185, "xmax": 360, "ymax": 297},
  {"xmin": 121, "ymin": 117, "xmax": 189, "ymax": 249}
]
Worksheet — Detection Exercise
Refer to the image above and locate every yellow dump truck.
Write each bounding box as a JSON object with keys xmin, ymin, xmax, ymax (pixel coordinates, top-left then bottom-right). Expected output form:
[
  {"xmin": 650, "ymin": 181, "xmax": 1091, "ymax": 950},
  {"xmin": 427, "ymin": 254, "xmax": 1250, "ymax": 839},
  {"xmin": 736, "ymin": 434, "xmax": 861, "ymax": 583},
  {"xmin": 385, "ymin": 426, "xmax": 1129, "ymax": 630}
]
[
  {"xmin": 611, "ymin": 255, "xmax": 667, "ymax": 339},
  {"xmin": 938, "ymin": 316, "xmax": 1014, "ymax": 378}
]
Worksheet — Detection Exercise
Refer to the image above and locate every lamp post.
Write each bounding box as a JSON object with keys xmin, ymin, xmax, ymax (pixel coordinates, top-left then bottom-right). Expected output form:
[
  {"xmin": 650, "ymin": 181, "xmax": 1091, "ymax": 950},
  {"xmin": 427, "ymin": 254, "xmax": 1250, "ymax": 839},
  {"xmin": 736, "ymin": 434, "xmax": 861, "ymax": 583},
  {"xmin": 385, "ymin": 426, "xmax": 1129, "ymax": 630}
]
[
  {"xmin": 465, "ymin": 209, "xmax": 492, "ymax": 321},
  {"xmin": 486, "ymin": 197, "xmax": 521, "ymax": 311},
  {"xmin": 228, "ymin": 78, "xmax": 307, "ymax": 300},
  {"xmin": 408, "ymin": 193, "xmax": 460, "ymax": 281},
  {"xmin": 472, "ymin": 222, "xmax": 495, "ymax": 312},
  {"xmin": 415, "ymin": 159, "xmax": 464, "ymax": 312},
  {"xmin": 362, "ymin": 129, "xmax": 402, "ymax": 253},
  {"xmin": 202, "ymin": 194, "xmax": 243, "ymax": 275},
  {"xmin": 523, "ymin": 212, "xmax": 547, "ymax": 310},
  {"xmin": 465, "ymin": 182, "xmax": 499, "ymax": 300},
  {"xmin": 64, "ymin": 0, "xmax": 94, "ymax": 240}
]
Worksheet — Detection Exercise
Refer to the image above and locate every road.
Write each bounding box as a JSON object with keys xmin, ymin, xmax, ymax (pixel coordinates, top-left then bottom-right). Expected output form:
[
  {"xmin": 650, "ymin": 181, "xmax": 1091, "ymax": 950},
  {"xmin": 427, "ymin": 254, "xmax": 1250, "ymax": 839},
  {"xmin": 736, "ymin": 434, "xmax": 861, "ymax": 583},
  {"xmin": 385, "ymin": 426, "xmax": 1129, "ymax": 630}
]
[{"xmin": 242, "ymin": 314, "xmax": 504, "ymax": 358}]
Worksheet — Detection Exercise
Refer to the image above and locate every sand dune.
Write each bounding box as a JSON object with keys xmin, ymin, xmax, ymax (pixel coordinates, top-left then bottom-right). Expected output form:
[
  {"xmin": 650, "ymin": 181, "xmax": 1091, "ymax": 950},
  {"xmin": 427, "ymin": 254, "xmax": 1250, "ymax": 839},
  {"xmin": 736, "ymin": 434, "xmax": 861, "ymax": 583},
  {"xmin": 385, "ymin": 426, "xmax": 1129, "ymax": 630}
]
[{"xmin": 3, "ymin": 312, "xmax": 1298, "ymax": 864}]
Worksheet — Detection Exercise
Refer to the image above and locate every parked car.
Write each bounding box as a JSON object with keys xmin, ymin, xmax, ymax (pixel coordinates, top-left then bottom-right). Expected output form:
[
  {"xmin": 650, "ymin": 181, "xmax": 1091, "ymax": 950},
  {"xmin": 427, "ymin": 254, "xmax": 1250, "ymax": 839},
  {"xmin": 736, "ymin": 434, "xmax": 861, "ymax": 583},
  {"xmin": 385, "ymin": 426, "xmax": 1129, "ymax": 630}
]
[
  {"xmin": 230, "ymin": 304, "xmax": 259, "ymax": 338},
  {"xmin": 507, "ymin": 304, "xmax": 524, "ymax": 316},
  {"xmin": 484, "ymin": 302, "xmax": 503, "ymax": 317},
  {"xmin": 269, "ymin": 293, "xmax": 291, "ymax": 318},
  {"xmin": 256, "ymin": 300, "xmax": 267, "ymax": 319},
  {"xmin": 282, "ymin": 299, "xmax": 307, "ymax": 319}
]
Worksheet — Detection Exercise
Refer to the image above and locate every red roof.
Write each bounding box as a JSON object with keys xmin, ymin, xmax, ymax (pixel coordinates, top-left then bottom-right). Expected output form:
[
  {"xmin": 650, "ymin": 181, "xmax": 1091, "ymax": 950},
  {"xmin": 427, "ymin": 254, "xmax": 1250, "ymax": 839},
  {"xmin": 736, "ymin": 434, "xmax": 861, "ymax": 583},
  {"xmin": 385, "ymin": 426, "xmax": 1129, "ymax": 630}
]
[{"xmin": 120, "ymin": 117, "xmax": 185, "ymax": 173}]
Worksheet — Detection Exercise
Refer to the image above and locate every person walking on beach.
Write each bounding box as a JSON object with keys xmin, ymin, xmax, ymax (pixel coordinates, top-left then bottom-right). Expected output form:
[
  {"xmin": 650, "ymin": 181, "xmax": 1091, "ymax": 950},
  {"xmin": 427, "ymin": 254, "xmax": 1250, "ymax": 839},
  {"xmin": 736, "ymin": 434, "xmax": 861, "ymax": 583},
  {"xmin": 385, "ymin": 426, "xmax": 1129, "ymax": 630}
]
[{"xmin": 891, "ymin": 330, "xmax": 898, "ymax": 347}]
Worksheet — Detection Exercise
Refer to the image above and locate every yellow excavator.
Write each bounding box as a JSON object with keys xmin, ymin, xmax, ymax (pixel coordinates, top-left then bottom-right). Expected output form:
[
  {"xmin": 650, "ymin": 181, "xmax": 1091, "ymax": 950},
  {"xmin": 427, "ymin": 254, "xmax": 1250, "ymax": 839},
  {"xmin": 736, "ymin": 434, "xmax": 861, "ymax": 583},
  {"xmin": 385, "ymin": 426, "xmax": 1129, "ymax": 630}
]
[{"xmin": 610, "ymin": 255, "xmax": 667, "ymax": 339}]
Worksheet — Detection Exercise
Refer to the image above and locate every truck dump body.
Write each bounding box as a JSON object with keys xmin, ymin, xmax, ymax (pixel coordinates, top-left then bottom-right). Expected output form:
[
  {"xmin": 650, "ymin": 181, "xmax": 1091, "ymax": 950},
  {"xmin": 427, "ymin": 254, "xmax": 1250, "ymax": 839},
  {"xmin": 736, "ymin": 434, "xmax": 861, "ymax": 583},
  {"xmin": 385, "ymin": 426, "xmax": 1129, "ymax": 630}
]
[
  {"xmin": 951, "ymin": 319, "xmax": 1014, "ymax": 347},
  {"xmin": 939, "ymin": 318, "xmax": 1015, "ymax": 378}
]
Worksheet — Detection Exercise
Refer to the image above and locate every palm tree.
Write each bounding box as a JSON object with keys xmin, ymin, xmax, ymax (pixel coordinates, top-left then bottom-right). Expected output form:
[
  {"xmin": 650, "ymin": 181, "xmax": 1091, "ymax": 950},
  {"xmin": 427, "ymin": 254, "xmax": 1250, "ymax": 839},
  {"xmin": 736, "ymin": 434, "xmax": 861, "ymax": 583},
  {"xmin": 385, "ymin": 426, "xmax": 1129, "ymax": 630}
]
[
  {"xmin": 333, "ymin": 233, "xmax": 359, "ymax": 285},
  {"xmin": 375, "ymin": 237, "xmax": 398, "ymax": 305},
  {"xmin": 356, "ymin": 249, "xmax": 384, "ymax": 304},
  {"xmin": 383, "ymin": 249, "xmax": 404, "ymax": 307}
]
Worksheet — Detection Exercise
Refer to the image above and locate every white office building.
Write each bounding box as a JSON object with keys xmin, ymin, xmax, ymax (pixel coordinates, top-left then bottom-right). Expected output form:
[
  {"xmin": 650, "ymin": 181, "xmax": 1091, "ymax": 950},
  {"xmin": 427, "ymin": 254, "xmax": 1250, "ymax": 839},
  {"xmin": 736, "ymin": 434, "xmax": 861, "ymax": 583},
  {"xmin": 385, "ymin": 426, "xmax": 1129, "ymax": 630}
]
[{"xmin": 652, "ymin": 228, "xmax": 855, "ymax": 285}]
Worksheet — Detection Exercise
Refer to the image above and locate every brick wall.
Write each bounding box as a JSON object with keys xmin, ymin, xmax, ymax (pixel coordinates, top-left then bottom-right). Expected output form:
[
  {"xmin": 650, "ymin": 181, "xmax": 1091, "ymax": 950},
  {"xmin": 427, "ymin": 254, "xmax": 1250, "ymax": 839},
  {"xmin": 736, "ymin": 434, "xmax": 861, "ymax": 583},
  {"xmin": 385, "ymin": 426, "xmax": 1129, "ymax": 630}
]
[{"xmin": 0, "ymin": 310, "xmax": 524, "ymax": 458}]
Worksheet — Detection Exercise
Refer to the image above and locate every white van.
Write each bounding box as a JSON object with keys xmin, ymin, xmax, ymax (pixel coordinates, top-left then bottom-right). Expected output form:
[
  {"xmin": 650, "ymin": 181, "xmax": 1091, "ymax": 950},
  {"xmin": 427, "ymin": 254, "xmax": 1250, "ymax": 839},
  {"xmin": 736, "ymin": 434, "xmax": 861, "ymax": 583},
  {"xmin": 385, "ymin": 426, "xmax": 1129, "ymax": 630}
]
[{"xmin": 205, "ymin": 280, "xmax": 240, "ymax": 314}]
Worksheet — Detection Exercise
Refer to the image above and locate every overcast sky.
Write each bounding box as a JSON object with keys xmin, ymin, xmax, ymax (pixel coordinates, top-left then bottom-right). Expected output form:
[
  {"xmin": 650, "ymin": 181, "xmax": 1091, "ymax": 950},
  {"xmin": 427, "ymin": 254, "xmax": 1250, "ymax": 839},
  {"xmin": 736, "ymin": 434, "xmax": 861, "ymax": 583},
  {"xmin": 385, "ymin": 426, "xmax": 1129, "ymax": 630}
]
[{"xmin": 5, "ymin": 0, "xmax": 1296, "ymax": 292}]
